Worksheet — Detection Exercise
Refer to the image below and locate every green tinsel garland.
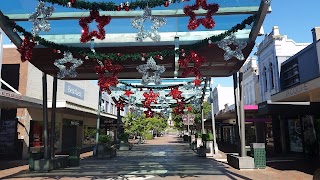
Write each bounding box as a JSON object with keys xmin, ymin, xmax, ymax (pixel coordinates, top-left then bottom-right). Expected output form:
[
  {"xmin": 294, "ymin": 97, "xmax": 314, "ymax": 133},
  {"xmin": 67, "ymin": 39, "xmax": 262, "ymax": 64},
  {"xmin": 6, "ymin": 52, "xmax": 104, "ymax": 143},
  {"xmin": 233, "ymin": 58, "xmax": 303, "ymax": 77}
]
[
  {"xmin": 43, "ymin": 0, "xmax": 180, "ymax": 11},
  {"xmin": 8, "ymin": 13, "xmax": 256, "ymax": 62}
]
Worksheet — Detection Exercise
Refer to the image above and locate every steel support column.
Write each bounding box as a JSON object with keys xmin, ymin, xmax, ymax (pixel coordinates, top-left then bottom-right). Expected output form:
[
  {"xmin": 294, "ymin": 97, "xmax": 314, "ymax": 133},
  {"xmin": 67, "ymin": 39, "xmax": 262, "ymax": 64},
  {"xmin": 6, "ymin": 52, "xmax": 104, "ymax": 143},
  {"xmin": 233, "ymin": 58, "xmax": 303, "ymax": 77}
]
[
  {"xmin": 239, "ymin": 72, "xmax": 246, "ymax": 157},
  {"xmin": 209, "ymin": 78, "xmax": 219, "ymax": 154},
  {"xmin": 94, "ymin": 89, "xmax": 102, "ymax": 156},
  {"xmin": 50, "ymin": 76, "xmax": 57, "ymax": 159},
  {"xmin": 42, "ymin": 73, "xmax": 49, "ymax": 159},
  {"xmin": 233, "ymin": 73, "xmax": 241, "ymax": 155}
]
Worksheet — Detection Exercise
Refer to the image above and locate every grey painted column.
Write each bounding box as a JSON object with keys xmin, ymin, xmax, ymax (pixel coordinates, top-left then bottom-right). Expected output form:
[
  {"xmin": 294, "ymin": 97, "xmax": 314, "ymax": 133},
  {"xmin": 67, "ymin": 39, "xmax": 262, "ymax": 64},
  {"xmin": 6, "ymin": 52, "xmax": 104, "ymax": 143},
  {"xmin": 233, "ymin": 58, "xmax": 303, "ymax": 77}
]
[
  {"xmin": 42, "ymin": 73, "xmax": 49, "ymax": 159},
  {"xmin": 232, "ymin": 73, "xmax": 241, "ymax": 155},
  {"xmin": 209, "ymin": 78, "xmax": 219, "ymax": 154},
  {"xmin": 279, "ymin": 115, "xmax": 287, "ymax": 154},
  {"xmin": 116, "ymin": 109, "xmax": 121, "ymax": 144},
  {"xmin": 50, "ymin": 76, "xmax": 57, "ymax": 159},
  {"xmin": 239, "ymin": 72, "xmax": 246, "ymax": 157},
  {"xmin": 95, "ymin": 89, "xmax": 102, "ymax": 156}
]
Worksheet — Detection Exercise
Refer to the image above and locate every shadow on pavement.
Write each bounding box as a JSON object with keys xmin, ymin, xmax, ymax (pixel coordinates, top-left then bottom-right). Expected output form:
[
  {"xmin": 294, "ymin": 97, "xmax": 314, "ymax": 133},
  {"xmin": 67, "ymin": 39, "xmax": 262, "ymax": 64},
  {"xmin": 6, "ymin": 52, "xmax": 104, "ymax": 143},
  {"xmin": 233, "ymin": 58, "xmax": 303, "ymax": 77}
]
[{"xmin": 0, "ymin": 160, "xmax": 28, "ymax": 170}]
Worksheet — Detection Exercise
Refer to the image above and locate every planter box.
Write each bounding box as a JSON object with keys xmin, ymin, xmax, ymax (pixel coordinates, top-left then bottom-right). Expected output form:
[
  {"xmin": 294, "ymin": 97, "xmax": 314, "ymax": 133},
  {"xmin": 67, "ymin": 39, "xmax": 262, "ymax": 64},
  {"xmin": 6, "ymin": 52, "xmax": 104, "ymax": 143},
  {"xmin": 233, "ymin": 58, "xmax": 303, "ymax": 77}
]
[
  {"xmin": 196, "ymin": 138, "xmax": 202, "ymax": 148},
  {"xmin": 119, "ymin": 142, "xmax": 130, "ymax": 151},
  {"xmin": 97, "ymin": 143, "xmax": 117, "ymax": 159}
]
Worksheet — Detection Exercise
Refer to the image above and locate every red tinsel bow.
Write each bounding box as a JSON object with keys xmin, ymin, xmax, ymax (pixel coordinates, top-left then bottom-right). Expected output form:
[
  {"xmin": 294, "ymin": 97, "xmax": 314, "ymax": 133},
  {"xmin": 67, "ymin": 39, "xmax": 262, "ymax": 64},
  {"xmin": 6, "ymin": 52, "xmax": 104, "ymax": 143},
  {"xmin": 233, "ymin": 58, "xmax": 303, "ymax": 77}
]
[
  {"xmin": 79, "ymin": 10, "xmax": 111, "ymax": 43},
  {"xmin": 178, "ymin": 51, "xmax": 206, "ymax": 78},
  {"xmin": 113, "ymin": 97, "xmax": 126, "ymax": 111},
  {"xmin": 184, "ymin": 0, "xmax": 219, "ymax": 30},
  {"xmin": 143, "ymin": 89, "xmax": 159, "ymax": 108},
  {"xmin": 96, "ymin": 60, "xmax": 123, "ymax": 94},
  {"xmin": 168, "ymin": 87, "xmax": 183, "ymax": 99},
  {"xmin": 18, "ymin": 36, "xmax": 36, "ymax": 62},
  {"xmin": 144, "ymin": 108, "xmax": 154, "ymax": 118}
]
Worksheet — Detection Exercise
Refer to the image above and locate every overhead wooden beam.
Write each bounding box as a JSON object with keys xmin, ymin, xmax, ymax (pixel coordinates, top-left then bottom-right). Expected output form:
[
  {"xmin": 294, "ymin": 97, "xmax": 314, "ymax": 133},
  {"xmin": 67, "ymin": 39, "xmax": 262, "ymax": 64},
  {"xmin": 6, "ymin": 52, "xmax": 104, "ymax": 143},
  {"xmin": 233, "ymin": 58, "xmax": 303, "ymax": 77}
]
[
  {"xmin": 0, "ymin": 11, "xmax": 21, "ymax": 47},
  {"xmin": 6, "ymin": 6, "xmax": 261, "ymax": 21},
  {"xmin": 249, "ymin": 1, "xmax": 272, "ymax": 41}
]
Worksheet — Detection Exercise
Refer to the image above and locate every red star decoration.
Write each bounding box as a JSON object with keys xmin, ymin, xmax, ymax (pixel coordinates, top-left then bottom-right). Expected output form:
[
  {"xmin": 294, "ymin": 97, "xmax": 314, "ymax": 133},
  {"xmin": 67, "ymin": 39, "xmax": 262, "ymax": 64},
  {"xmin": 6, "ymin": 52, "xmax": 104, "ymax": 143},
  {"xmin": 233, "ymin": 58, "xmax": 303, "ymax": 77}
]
[
  {"xmin": 18, "ymin": 36, "xmax": 36, "ymax": 62},
  {"xmin": 113, "ymin": 97, "xmax": 126, "ymax": 111},
  {"xmin": 168, "ymin": 87, "xmax": 182, "ymax": 99},
  {"xmin": 79, "ymin": 10, "xmax": 111, "ymax": 43},
  {"xmin": 187, "ymin": 106, "xmax": 193, "ymax": 112},
  {"xmin": 173, "ymin": 101, "xmax": 185, "ymax": 115},
  {"xmin": 96, "ymin": 60, "xmax": 123, "ymax": 94},
  {"xmin": 178, "ymin": 51, "xmax": 206, "ymax": 78},
  {"xmin": 193, "ymin": 78, "xmax": 201, "ymax": 86},
  {"xmin": 143, "ymin": 89, "xmax": 159, "ymax": 108},
  {"xmin": 184, "ymin": 0, "xmax": 219, "ymax": 30},
  {"xmin": 144, "ymin": 108, "xmax": 154, "ymax": 118},
  {"xmin": 124, "ymin": 89, "xmax": 134, "ymax": 97}
]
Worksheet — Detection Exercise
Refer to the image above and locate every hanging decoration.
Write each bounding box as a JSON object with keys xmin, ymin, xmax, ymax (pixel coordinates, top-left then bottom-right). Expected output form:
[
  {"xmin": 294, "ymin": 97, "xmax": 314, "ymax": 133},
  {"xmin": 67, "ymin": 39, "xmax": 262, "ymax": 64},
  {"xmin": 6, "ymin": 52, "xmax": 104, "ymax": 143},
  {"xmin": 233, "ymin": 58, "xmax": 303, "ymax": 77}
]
[
  {"xmin": 168, "ymin": 87, "xmax": 182, "ymax": 99},
  {"xmin": 9, "ymin": 14, "xmax": 255, "ymax": 62},
  {"xmin": 131, "ymin": 7, "xmax": 166, "ymax": 42},
  {"xmin": 29, "ymin": 1, "xmax": 54, "ymax": 36},
  {"xmin": 53, "ymin": 51, "xmax": 83, "ymax": 78},
  {"xmin": 190, "ymin": 98, "xmax": 201, "ymax": 111},
  {"xmin": 79, "ymin": 10, "xmax": 111, "ymax": 43},
  {"xmin": 18, "ymin": 36, "xmax": 36, "ymax": 62},
  {"xmin": 96, "ymin": 60, "xmax": 123, "ymax": 94},
  {"xmin": 136, "ymin": 57, "xmax": 166, "ymax": 85},
  {"xmin": 173, "ymin": 100, "xmax": 185, "ymax": 115},
  {"xmin": 183, "ymin": 0, "xmax": 219, "ymax": 30},
  {"xmin": 178, "ymin": 51, "xmax": 206, "ymax": 78},
  {"xmin": 217, "ymin": 34, "xmax": 247, "ymax": 61},
  {"xmin": 42, "ymin": 0, "xmax": 181, "ymax": 11},
  {"xmin": 109, "ymin": 86, "xmax": 125, "ymax": 100},
  {"xmin": 187, "ymin": 106, "xmax": 193, "ymax": 112},
  {"xmin": 113, "ymin": 97, "xmax": 127, "ymax": 111},
  {"xmin": 193, "ymin": 78, "xmax": 201, "ymax": 86},
  {"xmin": 142, "ymin": 89, "xmax": 159, "ymax": 108},
  {"xmin": 144, "ymin": 108, "xmax": 155, "ymax": 118},
  {"xmin": 124, "ymin": 89, "xmax": 134, "ymax": 97}
]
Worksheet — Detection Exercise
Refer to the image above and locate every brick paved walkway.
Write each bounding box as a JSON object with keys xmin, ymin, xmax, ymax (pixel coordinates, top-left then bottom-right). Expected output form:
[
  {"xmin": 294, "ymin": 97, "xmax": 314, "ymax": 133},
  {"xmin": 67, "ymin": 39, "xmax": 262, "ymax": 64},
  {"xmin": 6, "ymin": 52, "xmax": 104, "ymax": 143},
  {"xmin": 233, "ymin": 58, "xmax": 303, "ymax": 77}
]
[{"xmin": 0, "ymin": 135, "xmax": 317, "ymax": 180}]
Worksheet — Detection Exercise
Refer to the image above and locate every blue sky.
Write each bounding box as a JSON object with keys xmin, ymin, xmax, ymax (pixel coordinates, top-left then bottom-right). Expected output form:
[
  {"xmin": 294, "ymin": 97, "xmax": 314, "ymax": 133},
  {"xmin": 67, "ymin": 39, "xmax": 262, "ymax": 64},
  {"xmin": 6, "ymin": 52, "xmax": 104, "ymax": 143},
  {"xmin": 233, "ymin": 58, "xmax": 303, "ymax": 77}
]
[{"xmin": 2, "ymin": 0, "xmax": 320, "ymax": 88}]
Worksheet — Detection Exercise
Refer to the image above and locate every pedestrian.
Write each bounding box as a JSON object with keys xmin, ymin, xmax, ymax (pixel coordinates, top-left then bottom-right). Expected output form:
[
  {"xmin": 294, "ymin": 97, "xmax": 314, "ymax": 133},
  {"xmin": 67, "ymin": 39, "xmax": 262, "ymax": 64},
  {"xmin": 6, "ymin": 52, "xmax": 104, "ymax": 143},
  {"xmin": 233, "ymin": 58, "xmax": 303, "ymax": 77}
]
[{"xmin": 314, "ymin": 168, "xmax": 320, "ymax": 180}]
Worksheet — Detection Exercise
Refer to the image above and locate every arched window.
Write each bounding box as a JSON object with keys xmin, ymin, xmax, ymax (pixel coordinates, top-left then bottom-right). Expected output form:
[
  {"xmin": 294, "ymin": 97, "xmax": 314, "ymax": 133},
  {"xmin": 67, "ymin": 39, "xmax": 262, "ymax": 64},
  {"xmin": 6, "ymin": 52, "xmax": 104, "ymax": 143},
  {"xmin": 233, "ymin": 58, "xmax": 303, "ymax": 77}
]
[
  {"xmin": 264, "ymin": 67, "xmax": 267, "ymax": 92},
  {"xmin": 270, "ymin": 63, "xmax": 275, "ymax": 89}
]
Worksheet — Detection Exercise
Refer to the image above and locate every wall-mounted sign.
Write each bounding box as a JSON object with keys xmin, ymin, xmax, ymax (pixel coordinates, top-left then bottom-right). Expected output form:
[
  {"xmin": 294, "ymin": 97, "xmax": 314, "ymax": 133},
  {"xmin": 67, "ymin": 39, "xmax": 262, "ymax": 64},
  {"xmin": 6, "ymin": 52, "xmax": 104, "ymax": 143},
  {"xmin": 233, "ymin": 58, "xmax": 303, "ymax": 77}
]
[
  {"xmin": 0, "ymin": 89, "xmax": 22, "ymax": 99},
  {"xmin": 63, "ymin": 119, "xmax": 83, "ymax": 126},
  {"xmin": 64, "ymin": 82, "xmax": 84, "ymax": 100},
  {"xmin": 285, "ymin": 83, "xmax": 308, "ymax": 98}
]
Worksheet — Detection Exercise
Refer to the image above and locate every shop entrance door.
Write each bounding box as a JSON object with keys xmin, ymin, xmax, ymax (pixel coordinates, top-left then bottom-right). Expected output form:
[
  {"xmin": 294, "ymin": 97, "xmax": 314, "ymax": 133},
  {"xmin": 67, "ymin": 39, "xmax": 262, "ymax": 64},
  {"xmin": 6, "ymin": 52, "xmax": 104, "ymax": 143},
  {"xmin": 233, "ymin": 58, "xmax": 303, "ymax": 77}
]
[{"xmin": 62, "ymin": 126, "xmax": 77, "ymax": 150}]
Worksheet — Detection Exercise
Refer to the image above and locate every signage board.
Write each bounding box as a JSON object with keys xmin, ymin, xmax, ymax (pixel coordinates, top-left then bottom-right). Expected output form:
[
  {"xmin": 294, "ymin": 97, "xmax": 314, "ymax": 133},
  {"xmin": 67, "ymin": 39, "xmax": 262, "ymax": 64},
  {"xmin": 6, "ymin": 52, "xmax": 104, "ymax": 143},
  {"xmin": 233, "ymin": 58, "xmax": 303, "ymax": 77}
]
[{"xmin": 64, "ymin": 82, "xmax": 84, "ymax": 100}]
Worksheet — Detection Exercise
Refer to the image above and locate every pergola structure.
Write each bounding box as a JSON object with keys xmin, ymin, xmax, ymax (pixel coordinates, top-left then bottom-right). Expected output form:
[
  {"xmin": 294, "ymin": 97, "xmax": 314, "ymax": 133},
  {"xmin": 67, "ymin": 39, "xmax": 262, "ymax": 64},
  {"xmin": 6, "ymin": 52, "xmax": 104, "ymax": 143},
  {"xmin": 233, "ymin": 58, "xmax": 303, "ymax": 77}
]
[{"xmin": 0, "ymin": 0, "xmax": 271, "ymax": 170}]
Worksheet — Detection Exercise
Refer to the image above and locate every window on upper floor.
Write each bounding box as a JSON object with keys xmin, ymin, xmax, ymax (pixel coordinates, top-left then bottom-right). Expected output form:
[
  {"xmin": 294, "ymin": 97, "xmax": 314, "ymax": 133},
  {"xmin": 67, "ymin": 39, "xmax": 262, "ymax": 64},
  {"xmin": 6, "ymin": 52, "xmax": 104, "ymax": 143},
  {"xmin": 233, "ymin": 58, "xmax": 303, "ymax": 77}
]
[
  {"xmin": 105, "ymin": 101, "xmax": 109, "ymax": 112},
  {"xmin": 264, "ymin": 67, "xmax": 267, "ymax": 92},
  {"xmin": 270, "ymin": 63, "xmax": 275, "ymax": 90}
]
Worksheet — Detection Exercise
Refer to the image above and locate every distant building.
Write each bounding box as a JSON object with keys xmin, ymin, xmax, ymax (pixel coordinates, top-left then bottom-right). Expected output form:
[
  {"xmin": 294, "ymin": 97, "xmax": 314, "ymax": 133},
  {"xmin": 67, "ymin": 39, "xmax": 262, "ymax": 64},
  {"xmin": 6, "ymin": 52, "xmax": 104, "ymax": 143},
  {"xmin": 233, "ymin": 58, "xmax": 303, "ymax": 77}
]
[
  {"xmin": 241, "ymin": 56, "xmax": 260, "ymax": 105},
  {"xmin": 212, "ymin": 84, "xmax": 234, "ymax": 115},
  {"xmin": 256, "ymin": 26, "xmax": 310, "ymax": 102}
]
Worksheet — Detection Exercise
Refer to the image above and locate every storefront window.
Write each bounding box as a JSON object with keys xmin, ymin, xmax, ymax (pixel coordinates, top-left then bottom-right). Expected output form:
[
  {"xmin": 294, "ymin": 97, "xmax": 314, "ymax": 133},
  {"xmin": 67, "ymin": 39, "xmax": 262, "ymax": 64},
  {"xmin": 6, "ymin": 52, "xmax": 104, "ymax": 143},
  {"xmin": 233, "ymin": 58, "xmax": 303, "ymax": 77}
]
[{"xmin": 288, "ymin": 119, "xmax": 303, "ymax": 152}]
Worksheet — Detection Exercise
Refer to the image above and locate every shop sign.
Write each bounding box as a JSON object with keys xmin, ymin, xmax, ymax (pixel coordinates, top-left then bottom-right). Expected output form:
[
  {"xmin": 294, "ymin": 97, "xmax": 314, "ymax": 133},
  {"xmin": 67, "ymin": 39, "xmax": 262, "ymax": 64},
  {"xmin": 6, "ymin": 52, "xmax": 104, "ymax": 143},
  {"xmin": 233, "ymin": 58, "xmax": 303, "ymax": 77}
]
[
  {"xmin": 285, "ymin": 83, "xmax": 308, "ymax": 98},
  {"xmin": 64, "ymin": 82, "xmax": 84, "ymax": 100},
  {"xmin": 64, "ymin": 119, "xmax": 83, "ymax": 126},
  {"xmin": 0, "ymin": 89, "xmax": 22, "ymax": 99}
]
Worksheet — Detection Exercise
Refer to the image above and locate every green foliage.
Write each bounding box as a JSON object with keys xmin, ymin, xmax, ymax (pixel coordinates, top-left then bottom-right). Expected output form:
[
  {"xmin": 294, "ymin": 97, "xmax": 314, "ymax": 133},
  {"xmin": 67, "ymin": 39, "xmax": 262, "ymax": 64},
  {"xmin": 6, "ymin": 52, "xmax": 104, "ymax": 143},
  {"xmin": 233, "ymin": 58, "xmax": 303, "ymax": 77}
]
[
  {"xmin": 118, "ymin": 133, "xmax": 129, "ymax": 142},
  {"xmin": 144, "ymin": 133, "xmax": 153, "ymax": 140},
  {"xmin": 123, "ymin": 112, "xmax": 168, "ymax": 138},
  {"xmin": 84, "ymin": 127, "xmax": 96, "ymax": 138},
  {"xmin": 98, "ymin": 135, "xmax": 112, "ymax": 143},
  {"xmin": 207, "ymin": 133, "xmax": 214, "ymax": 141}
]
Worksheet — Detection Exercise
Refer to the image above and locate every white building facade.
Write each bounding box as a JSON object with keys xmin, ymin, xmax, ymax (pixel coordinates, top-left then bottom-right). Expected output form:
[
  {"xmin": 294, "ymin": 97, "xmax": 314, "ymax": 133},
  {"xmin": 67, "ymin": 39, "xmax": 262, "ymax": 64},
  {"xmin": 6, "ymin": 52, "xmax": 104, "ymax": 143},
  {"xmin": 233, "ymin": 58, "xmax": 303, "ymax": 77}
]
[
  {"xmin": 241, "ymin": 57, "xmax": 260, "ymax": 105},
  {"xmin": 212, "ymin": 84, "xmax": 235, "ymax": 114},
  {"xmin": 256, "ymin": 26, "xmax": 309, "ymax": 102}
]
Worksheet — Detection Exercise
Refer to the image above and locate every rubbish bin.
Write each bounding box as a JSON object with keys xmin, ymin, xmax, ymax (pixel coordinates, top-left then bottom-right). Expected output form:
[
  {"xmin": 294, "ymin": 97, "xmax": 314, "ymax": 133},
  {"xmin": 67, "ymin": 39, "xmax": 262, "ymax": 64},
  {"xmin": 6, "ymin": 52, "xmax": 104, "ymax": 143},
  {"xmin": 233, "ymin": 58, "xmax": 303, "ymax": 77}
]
[
  {"xmin": 68, "ymin": 147, "xmax": 81, "ymax": 167},
  {"xmin": 250, "ymin": 143, "xmax": 266, "ymax": 169},
  {"xmin": 29, "ymin": 151, "xmax": 44, "ymax": 171}
]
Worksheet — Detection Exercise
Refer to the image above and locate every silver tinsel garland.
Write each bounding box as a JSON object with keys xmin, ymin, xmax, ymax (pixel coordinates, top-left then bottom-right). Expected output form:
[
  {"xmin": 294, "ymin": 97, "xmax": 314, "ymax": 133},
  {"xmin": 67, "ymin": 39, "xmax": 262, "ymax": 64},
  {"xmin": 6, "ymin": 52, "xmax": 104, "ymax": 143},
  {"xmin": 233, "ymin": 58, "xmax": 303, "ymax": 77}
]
[
  {"xmin": 29, "ymin": 1, "xmax": 54, "ymax": 36},
  {"xmin": 217, "ymin": 34, "xmax": 247, "ymax": 61},
  {"xmin": 136, "ymin": 57, "xmax": 166, "ymax": 85},
  {"xmin": 131, "ymin": 7, "xmax": 166, "ymax": 42},
  {"xmin": 54, "ymin": 51, "xmax": 83, "ymax": 79}
]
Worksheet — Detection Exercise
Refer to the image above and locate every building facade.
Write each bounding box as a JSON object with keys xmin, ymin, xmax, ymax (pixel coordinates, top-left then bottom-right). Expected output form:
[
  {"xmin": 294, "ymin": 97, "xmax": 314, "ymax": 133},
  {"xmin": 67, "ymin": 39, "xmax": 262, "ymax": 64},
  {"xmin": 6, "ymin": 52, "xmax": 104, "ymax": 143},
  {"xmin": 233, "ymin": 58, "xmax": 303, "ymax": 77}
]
[
  {"xmin": 256, "ymin": 26, "xmax": 309, "ymax": 102},
  {"xmin": 1, "ymin": 46, "xmax": 118, "ymax": 159},
  {"xmin": 269, "ymin": 28, "xmax": 320, "ymax": 156},
  {"xmin": 241, "ymin": 57, "xmax": 260, "ymax": 105},
  {"xmin": 212, "ymin": 84, "xmax": 235, "ymax": 115}
]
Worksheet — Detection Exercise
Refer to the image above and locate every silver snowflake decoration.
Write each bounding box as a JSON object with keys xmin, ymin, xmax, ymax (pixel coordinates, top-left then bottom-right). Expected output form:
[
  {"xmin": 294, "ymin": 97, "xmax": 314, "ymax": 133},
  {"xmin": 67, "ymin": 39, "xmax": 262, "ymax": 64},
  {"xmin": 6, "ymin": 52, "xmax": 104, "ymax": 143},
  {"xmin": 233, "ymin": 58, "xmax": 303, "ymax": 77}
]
[
  {"xmin": 109, "ymin": 86, "xmax": 124, "ymax": 100},
  {"xmin": 190, "ymin": 98, "xmax": 202, "ymax": 112},
  {"xmin": 136, "ymin": 57, "xmax": 166, "ymax": 85},
  {"xmin": 128, "ymin": 95, "xmax": 137, "ymax": 106},
  {"xmin": 160, "ymin": 108, "xmax": 170, "ymax": 118},
  {"xmin": 29, "ymin": 1, "xmax": 54, "ymax": 36},
  {"xmin": 131, "ymin": 7, "xmax": 166, "ymax": 42},
  {"xmin": 54, "ymin": 51, "xmax": 83, "ymax": 79},
  {"xmin": 159, "ymin": 96, "xmax": 169, "ymax": 109},
  {"xmin": 217, "ymin": 34, "xmax": 247, "ymax": 61}
]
